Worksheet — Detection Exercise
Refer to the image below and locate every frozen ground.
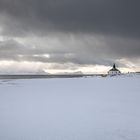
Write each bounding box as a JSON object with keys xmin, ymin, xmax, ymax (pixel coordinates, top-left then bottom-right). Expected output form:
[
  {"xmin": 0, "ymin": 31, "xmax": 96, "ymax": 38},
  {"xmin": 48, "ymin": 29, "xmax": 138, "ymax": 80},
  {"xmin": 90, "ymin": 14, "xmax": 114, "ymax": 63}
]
[{"xmin": 0, "ymin": 75, "xmax": 140, "ymax": 140}]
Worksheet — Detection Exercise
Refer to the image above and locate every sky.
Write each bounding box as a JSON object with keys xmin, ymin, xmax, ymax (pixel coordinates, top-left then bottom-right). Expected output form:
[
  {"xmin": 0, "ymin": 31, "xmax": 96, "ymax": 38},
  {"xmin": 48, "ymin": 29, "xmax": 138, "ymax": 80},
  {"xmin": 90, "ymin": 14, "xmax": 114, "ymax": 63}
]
[{"xmin": 0, "ymin": 0, "xmax": 140, "ymax": 74}]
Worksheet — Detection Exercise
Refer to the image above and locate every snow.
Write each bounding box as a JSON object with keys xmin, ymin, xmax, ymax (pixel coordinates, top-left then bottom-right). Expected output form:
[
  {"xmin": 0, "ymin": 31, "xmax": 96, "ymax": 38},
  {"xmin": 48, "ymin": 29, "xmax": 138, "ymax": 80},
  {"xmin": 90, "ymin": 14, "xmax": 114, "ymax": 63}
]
[{"xmin": 0, "ymin": 75, "xmax": 140, "ymax": 140}]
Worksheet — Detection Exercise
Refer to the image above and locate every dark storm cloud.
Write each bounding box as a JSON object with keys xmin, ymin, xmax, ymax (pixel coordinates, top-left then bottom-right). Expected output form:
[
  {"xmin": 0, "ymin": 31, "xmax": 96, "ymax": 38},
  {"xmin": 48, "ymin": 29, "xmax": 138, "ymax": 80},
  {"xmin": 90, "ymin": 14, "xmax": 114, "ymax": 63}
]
[
  {"xmin": 0, "ymin": 0, "xmax": 140, "ymax": 70},
  {"xmin": 0, "ymin": 0, "xmax": 140, "ymax": 37}
]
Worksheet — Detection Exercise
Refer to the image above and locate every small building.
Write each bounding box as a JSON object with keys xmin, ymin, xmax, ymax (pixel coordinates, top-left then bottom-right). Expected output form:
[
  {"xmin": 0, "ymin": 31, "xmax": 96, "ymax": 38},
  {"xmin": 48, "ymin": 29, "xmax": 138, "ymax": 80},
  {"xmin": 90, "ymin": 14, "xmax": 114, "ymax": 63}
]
[{"xmin": 108, "ymin": 64, "xmax": 121, "ymax": 76}]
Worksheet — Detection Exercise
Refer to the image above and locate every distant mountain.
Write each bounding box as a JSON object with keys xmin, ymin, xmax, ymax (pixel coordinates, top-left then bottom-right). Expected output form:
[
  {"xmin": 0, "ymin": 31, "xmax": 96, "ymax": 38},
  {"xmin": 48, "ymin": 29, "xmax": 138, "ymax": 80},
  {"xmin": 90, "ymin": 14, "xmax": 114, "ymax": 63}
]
[
  {"xmin": 0, "ymin": 70, "xmax": 50, "ymax": 75},
  {"xmin": 55, "ymin": 71, "xmax": 83, "ymax": 75}
]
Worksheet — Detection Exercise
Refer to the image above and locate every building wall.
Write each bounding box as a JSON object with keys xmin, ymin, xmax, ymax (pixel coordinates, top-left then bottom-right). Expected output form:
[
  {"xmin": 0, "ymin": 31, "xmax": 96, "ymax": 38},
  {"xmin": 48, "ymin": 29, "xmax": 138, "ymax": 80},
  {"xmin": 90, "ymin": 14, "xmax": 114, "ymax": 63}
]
[{"xmin": 108, "ymin": 70, "xmax": 120, "ymax": 75}]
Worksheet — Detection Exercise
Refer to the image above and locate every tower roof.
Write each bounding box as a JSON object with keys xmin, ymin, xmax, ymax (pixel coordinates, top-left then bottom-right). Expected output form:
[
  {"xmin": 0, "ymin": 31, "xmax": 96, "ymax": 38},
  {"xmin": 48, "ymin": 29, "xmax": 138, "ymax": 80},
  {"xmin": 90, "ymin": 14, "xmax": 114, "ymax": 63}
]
[
  {"xmin": 109, "ymin": 64, "xmax": 120, "ymax": 72},
  {"xmin": 113, "ymin": 64, "xmax": 116, "ymax": 69}
]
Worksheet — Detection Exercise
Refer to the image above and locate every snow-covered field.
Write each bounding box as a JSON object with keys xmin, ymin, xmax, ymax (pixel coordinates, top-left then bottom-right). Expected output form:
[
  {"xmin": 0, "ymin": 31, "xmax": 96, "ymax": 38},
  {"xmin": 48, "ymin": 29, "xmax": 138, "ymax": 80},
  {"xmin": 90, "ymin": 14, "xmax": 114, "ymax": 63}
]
[{"xmin": 0, "ymin": 75, "xmax": 140, "ymax": 140}]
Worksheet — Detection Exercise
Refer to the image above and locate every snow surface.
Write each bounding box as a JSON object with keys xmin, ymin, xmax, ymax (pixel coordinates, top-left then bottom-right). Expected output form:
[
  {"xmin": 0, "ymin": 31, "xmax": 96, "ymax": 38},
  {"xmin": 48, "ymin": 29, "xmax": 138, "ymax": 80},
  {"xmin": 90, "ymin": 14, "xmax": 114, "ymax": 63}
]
[{"xmin": 0, "ymin": 75, "xmax": 140, "ymax": 140}]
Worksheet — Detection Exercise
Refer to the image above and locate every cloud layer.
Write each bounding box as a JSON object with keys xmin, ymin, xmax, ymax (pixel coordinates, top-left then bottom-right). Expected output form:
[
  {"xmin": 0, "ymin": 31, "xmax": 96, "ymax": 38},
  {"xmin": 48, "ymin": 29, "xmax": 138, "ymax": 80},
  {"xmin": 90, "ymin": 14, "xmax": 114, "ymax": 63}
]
[{"xmin": 0, "ymin": 0, "xmax": 140, "ymax": 73}]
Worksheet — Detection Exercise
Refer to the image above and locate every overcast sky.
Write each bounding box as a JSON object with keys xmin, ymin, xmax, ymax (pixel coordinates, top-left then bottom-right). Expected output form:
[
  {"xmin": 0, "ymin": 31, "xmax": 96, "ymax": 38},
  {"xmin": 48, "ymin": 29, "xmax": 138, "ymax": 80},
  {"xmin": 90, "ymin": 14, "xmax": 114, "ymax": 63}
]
[{"xmin": 0, "ymin": 0, "xmax": 140, "ymax": 73}]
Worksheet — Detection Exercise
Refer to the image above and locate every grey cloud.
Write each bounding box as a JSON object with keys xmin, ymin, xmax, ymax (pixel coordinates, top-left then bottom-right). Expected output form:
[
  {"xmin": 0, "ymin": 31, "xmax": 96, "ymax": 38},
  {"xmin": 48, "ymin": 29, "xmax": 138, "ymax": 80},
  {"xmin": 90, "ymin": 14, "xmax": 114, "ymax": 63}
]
[
  {"xmin": 0, "ymin": 39, "xmax": 25, "ymax": 60},
  {"xmin": 0, "ymin": 0, "xmax": 140, "ymax": 38},
  {"xmin": 0, "ymin": 0, "xmax": 140, "ymax": 72},
  {"xmin": 106, "ymin": 37, "xmax": 140, "ymax": 58},
  {"xmin": 0, "ymin": 37, "xmax": 102, "ymax": 64},
  {"xmin": 0, "ymin": 35, "xmax": 139, "ymax": 68}
]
